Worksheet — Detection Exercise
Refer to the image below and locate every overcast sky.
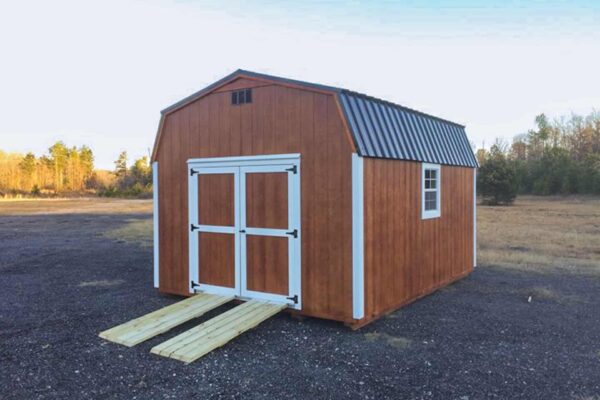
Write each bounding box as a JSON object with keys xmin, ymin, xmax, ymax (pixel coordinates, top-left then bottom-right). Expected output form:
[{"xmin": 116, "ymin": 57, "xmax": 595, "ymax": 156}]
[{"xmin": 1, "ymin": 0, "xmax": 599, "ymax": 169}]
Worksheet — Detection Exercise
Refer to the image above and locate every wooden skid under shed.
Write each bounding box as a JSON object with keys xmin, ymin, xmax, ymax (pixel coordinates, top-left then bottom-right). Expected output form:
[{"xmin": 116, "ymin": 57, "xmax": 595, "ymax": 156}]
[
  {"xmin": 151, "ymin": 300, "xmax": 286, "ymax": 364},
  {"xmin": 99, "ymin": 293, "xmax": 233, "ymax": 347}
]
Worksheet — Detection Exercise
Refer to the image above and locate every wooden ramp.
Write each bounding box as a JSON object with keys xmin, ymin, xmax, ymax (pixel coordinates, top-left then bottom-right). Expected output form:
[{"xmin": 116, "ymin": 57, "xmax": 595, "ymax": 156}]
[
  {"xmin": 151, "ymin": 300, "xmax": 286, "ymax": 364},
  {"xmin": 99, "ymin": 293, "xmax": 233, "ymax": 347}
]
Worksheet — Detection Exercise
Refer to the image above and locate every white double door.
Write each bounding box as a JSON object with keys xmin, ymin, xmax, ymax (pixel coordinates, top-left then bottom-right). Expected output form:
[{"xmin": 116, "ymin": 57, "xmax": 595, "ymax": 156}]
[{"xmin": 188, "ymin": 156, "xmax": 301, "ymax": 309}]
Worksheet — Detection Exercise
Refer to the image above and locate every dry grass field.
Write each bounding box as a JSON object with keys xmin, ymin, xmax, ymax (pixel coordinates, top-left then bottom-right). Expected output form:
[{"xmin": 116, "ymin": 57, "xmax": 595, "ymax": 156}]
[
  {"xmin": 1, "ymin": 196, "xmax": 598, "ymax": 273},
  {"xmin": 478, "ymin": 195, "xmax": 600, "ymax": 273},
  {"xmin": 0, "ymin": 197, "xmax": 151, "ymax": 216}
]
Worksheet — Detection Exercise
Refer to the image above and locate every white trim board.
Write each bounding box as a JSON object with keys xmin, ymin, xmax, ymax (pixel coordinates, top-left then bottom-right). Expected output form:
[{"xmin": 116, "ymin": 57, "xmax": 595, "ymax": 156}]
[
  {"xmin": 187, "ymin": 153, "xmax": 300, "ymax": 167},
  {"xmin": 473, "ymin": 168, "xmax": 477, "ymax": 267},
  {"xmin": 153, "ymin": 161, "xmax": 159, "ymax": 288},
  {"xmin": 352, "ymin": 153, "xmax": 364, "ymax": 320}
]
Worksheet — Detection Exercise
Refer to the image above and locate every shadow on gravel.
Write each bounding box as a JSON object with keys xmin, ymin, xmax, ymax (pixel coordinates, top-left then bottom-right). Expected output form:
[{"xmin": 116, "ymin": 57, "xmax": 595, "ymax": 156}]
[{"xmin": 2, "ymin": 212, "xmax": 600, "ymax": 399}]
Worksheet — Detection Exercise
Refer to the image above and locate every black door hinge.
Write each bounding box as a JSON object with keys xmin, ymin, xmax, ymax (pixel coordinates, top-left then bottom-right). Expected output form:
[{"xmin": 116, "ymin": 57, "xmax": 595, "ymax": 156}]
[
  {"xmin": 191, "ymin": 280, "xmax": 200, "ymax": 288},
  {"xmin": 285, "ymin": 165, "xmax": 297, "ymax": 174},
  {"xmin": 286, "ymin": 229, "xmax": 298, "ymax": 238},
  {"xmin": 190, "ymin": 168, "xmax": 198, "ymax": 176},
  {"xmin": 286, "ymin": 294, "xmax": 298, "ymax": 304},
  {"xmin": 190, "ymin": 224, "xmax": 200, "ymax": 232}
]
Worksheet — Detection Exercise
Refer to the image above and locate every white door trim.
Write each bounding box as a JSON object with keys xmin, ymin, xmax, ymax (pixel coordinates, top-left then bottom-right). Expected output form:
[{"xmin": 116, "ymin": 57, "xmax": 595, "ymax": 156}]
[
  {"xmin": 187, "ymin": 154, "xmax": 301, "ymax": 309},
  {"xmin": 187, "ymin": 153, "xmax": 301, "ymax": 166}
]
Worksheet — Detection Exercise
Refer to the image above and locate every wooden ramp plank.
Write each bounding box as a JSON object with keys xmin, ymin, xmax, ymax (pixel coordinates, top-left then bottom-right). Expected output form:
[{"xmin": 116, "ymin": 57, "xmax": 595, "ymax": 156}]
[
  {"xmin": 151, "ymin": 300, "xmax": 286, "ymax": 364},
  {"xmin": 99, "ymin": 293, "xmax": 233, "ymax": 347}
]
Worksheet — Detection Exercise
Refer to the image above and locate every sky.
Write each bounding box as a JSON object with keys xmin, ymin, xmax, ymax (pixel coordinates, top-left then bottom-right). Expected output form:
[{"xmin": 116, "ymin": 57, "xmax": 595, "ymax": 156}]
[{"xmin": 1, "ymin": 0, "xmax": 599, "ymax": 169}]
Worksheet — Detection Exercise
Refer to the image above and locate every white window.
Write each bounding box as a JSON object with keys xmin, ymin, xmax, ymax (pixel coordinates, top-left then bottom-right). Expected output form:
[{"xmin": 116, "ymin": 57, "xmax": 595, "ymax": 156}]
[{"xmin": 422, "ymin": 163, "xmax": 441, "ymax": 219}]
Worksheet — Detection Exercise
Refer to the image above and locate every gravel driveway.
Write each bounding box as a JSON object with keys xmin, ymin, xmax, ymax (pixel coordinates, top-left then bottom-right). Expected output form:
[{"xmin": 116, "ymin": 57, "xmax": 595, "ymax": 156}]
[{"xmin": 1, "ymin": 210, "xmax": 600, "ymax": 399}]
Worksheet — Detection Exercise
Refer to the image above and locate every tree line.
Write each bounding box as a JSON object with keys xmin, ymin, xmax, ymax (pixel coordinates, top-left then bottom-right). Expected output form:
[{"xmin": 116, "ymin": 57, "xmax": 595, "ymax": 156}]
[
  {"xmin": 477, "ymin": 111, "xmax": 600, "ymax": 205},
  {"xmin": 2, "ymin": 110, "xmax": 599, "ymax": 201},
  {"xmin": 0, "ymin": 141, "xmax": 152, "ymax": 198}
]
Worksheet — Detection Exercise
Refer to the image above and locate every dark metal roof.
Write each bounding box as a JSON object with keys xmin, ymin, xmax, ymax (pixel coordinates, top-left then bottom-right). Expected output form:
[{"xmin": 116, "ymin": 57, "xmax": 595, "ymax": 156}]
[
  {"xmin": 161, "ymin": 69, "xmax": 477, "ymax": 168},
  {"xmin": 339, "ymin": 91, "xmax": 478, "ymax": 167}
]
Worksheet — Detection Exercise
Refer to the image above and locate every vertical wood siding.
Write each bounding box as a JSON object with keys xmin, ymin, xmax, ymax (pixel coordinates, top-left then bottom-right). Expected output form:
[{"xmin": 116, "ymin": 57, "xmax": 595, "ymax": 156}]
[
  {"xmin": 156, "ymin": 83, "xmax": 354, "ymax": 322},
  {"xmin": 363, "ymin": 159, "xmax": 474, "ymax": 320}
]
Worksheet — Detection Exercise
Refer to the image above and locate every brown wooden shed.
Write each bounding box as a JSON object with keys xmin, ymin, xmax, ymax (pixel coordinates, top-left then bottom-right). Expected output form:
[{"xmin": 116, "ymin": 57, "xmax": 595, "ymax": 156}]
[{"xmin": 150, "ymin": 70, "xmax": 477, "ymax": 328}]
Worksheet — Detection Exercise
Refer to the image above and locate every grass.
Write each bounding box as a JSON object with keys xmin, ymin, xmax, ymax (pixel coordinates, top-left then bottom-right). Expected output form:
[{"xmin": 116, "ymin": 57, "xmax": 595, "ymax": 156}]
[
  {"xmin": 104, "ymin": 218, "xmax": 153, "ymax": 247},
  {"xmin": 478, "ymin": 195, "xmax": 600, "ymax": 274},
  {"xmin": 0, "ymin": 198, "xmax": 152, "ymax": 216},
  {"xmin": 364, "ymin": 332, "xmax": 412, "ymax": 349}
]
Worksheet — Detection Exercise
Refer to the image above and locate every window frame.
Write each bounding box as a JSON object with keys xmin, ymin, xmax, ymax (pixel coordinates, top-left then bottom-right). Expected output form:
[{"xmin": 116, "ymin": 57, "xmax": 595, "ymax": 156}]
[{"xmin": 421, "ymin": 163, "xmax": 441, "ymax": 220}]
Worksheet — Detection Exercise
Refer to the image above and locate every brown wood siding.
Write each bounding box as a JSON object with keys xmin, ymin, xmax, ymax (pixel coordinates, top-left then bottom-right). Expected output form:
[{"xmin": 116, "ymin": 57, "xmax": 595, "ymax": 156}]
[
  {"xmin": 363, "ymin": 159, "xmax": 474, "ymax": 321},
  {"xmin": 156, "ymin": 84, "xmax": 354, "ymax": 322},
  {"xmin": 213, "ymin": 78, "xmax": 272, "ymax": 93}
]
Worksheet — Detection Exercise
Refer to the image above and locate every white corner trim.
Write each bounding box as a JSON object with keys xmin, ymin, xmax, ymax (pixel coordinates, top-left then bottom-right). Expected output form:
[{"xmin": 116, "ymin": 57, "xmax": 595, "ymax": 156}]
[
  {"xmin": 421, "ymin": 163, "xmax": 441, "ymax": 220},
  {"xmin": 352, "ymin": 153, "xmax": 364, "ymax": 320},
  {"xmin": 473, "ymin": 168, "xmax": 477, "ymax": 267},
  {"xmin": 152, "ymin": 161, "xmax": 159, "ymax": 288}
]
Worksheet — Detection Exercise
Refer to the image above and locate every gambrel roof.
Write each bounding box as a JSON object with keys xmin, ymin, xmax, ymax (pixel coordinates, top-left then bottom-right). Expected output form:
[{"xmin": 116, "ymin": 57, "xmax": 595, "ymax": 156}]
[{"xmin": 154, "ymin": 69, "xmax": 477, "ymax": 167}]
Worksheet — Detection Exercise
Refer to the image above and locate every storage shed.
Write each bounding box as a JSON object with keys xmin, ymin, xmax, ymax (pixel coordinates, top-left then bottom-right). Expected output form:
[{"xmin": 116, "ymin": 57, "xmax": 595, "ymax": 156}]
[{"xmin": 151, "ymin": 69, "xmax": 477, "ymax": 328}]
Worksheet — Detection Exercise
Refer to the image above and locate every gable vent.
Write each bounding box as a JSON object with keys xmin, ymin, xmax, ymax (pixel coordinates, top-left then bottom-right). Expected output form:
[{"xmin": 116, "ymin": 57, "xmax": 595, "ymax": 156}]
[{"xmin": 231, "ymin": 88, "xmax": 252, "ymax": 105}]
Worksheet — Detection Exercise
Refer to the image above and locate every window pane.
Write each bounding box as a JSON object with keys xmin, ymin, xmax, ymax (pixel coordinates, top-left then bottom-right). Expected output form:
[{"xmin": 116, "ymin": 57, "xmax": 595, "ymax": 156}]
[
  {"xmin": 245, "ymin": 88, "xmax": 252, "ymax": 103},
  {"xmin": 425, "ymin": 169, "xmax": 431, "ymax": 179},
  {"xmin": 425, "ymin": 179, "xmax": 431, "ymax": 189},
  {"xmin": 231, "ymin": 91, "xmax": 238, "ymax": 105},
  {"xmin": 238, "ymin": 89, "xmax": 246, "ymax": 104},
  {"xmin": 429, "ymin": 170, "xmax": 437, "ymax": 180},
  {"xmin": 425, "ymin": 191, "xmax": 437, "ymax": 211},
  {"xmin": 430, "ymin": 178, "xmax": 436, "ymax": 189}
]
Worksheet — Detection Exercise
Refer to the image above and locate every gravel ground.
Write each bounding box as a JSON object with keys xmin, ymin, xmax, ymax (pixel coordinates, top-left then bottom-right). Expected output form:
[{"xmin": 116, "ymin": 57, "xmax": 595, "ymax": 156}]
[{"xmin": 1, "ymin": 211, "xmax": 600, "ymax": 399}]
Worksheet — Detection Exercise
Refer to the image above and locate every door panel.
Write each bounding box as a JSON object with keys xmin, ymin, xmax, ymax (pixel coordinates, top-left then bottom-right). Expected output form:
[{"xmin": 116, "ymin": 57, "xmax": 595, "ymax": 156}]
[
  {"xmin": 245, "ymin": 235, "xmax": 289, "ymax": 295},
  {"xmin": 198, "ymin": 174, "xmax": 234, "ymax": 226},
  {"xmin": 198, "ymin": 232, "xmax": 235, "ymax": 288},
  {"xmin": 240, "ymin": 163, "xmax": 300, "ymax": 307},
  {"xmin": 245, "ymin": 172, "xmax": 288, "ymax": 229},
  {"xmin": 189, "ymin": 166, "xmax": 240, "ymax": 297}
]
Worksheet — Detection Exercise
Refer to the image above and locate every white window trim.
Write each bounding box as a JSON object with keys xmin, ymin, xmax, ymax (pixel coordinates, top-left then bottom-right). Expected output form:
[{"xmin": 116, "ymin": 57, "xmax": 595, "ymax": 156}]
[{"xmin": 422, "ymin": 163, "xmax": 441, "ymax": 220}]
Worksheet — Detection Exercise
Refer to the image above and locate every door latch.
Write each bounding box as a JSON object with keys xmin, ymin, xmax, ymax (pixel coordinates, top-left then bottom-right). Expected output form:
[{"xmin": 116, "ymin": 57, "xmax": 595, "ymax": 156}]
[
  {"xmin": 286, "ymin": 229, "xmax": 298, "ymax": 238},
  {"xmin": 286, "ymin": 295, "xmax": 298, "ymax": 304}
]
